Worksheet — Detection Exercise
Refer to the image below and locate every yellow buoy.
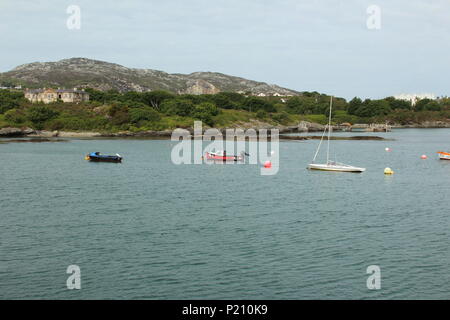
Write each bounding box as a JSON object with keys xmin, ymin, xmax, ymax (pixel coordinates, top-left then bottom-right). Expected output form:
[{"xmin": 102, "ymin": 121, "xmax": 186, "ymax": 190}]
[{"xmin": 384, "ymin": 167, "xmax": 394, "ymax": 175}]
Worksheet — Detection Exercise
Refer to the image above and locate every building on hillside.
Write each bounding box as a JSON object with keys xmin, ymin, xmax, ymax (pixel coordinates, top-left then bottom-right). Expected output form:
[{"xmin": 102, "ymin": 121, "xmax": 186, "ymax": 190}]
[
  {"xmin": 394, "ymin": 93, "xmax": 436, "ymax": 106},
  {"xmin": 0, "ymin": 85, "xmax": 22, "ymax": 90},
  {"xmin": 25, "ymin": 88, "xmax": 89, "ymax": 104}
]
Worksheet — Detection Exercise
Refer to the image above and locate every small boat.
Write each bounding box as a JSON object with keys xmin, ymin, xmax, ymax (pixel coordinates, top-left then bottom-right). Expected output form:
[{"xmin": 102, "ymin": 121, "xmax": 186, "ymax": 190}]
[
  {"xmin": 437, "ymin": 151, "xmax": 450, "ymax": 160},
  {"xmin": 307, "ymin": 96, "xmax": 366, "ymax": 173},
  {"xmin": 85, "ymin": 152, "xmax": 122, "ymax": 163},
  {"xmin": 205, "ymin": 149, "xmax": 247, "ymax": 162}
]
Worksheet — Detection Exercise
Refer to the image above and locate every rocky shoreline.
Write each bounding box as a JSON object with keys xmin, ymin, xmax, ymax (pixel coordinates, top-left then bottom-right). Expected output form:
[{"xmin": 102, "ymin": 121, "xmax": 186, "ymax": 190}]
[
  {"xmin": 0, "ymin": 127, "xmax": 174, "ymax": 138},
  {"xmin": 1, "ymin": 120, "xmax": 450, "ymax": 139}
]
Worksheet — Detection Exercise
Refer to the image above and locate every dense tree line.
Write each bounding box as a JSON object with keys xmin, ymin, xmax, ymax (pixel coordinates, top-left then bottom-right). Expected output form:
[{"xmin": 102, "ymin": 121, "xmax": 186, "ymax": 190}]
[
  {"xmin": 346, "ymin": 96, "xmax": 449, "ymax": 117},
  {"xmin": 1, "ymin": 88, "xmax": 449, "ymax": 131}
]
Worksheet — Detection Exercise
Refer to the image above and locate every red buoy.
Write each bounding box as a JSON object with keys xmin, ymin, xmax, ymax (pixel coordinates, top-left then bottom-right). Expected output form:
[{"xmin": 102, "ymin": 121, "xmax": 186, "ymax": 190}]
[{"xmin": 264, "ymin": 161, "xmax": 272, "ymax": 168}]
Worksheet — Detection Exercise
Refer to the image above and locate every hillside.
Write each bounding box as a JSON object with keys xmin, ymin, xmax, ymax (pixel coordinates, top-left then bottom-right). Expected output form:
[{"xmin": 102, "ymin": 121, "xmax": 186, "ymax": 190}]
[{"xmin": 0, "ymin": 58, "xmax": 299, "ymax": 96}]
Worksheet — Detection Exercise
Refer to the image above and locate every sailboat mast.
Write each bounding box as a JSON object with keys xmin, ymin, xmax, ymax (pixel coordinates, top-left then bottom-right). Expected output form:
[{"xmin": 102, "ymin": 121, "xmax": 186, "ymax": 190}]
[{"xmin": 326, "ymin": 96, "xmax": 333, "ymax": 163}]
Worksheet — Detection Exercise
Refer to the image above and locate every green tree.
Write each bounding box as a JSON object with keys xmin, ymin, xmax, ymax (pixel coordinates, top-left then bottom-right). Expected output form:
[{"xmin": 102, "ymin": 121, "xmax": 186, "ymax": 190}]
[
  {"xmin": 286, "ymin": 97, "xmax": 302, "ymax": 113},
  {"xmin": 142, "ymin": 91, "xmax": 175, "ymax": 110},
  {"xmin": 348, "ymin": 97, "xmax": 363, "ymax": 115},
  {"xmin": 0, "ymin": 89, "xmax": 25, "ymax": 114},
  {"xmin": 243, "ymin": 97, "xmax": 276, "ymax": 112},
  {"xmin": 256, "ymin": 109, "xmax": 268, "ymax": 119},
  {"xmin": 26, "ymin": 105, "xmax": 59, "ymax": 128},
  {"xmin": 384, "ymin": 97, "xmax": 411, "ymax": 110},
  {"xmin": 353, "ymin": 99, "xmax": 390, "ymax": 117},
  {"xmin": 84, "ymin": 88, "xmax": 106, "ymax": 103},
  {"xmin": 104, "ymin": 89, "xmax": 121, "ymax": 102},
  {"xmin": 4, "ymin": 108, "xmax": 26, "ymax": 124},
  {"xmin": 129, "ymin": 107, "xmax": 161, "ymax": 124},
  {"xmin": 211, "ymin": 92, "xmax": 245, "ymax": 109},
  {"xmin": 192, "ymin": 102, "xmax": 219, "ymax": 125},
  {"xmin": 161, "ymin": 98, "xmax": 194, "ymax": 116},
  {"xmin": 424, "ymin": 101, "xmax": 441, "ymax": 111},
  {"xmin": 108, "ymin": 103, "xmax": 130, "ymax": 125},
  {"xmin": 415, "ymin": 99, "xmax": 441, "ymax": 111},
  {"xmin": 286, "ymin": 96, "xmax": 316, "ymax": 114},
  {"xmin": 272, "ymin": 111, "xmax": 290, "ymax": 124}
]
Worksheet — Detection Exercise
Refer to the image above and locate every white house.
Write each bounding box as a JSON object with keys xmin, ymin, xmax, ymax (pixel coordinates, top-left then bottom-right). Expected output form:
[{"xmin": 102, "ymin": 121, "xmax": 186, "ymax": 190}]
[{"xmin": 394, "ymin": 93, "xmax": 436, "ymax": 106}]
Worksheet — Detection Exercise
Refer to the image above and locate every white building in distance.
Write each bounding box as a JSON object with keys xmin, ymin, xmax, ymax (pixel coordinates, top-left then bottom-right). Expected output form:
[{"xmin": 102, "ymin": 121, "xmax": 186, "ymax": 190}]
[
  {"xmin": 25, "ymin": 88, "xmax": 89, "ymax": 104},
  {"xmin": 394, "ymin": 93, "xmax": 436, "ymax": 106}
]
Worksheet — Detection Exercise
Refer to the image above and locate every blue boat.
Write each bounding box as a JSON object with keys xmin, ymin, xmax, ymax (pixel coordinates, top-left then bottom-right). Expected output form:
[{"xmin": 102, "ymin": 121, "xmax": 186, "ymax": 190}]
[{"xmin": 85, "ymin": 152, "xmax": 122, "ymax": 163}]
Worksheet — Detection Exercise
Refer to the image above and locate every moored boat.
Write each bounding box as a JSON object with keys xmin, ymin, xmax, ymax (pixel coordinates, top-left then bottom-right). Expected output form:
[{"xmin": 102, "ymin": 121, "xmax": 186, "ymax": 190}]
[
  {"xmin": 308, "ymin": 161, "xmax": 366, "ymax": 172},
  {"xmin": 85, "ymin": 152, "xmax": 122, "ymax": 163},
  {"xmin": 307, "ymin": 96, "xmax": 366, "ymax": 173},
  {"xmin": 437, "ymin": 151, "xmax": 450, "ymax": 160},
  {"xmin": 205, "ymin": 150, "xmax": 247, "ymax": 162}
]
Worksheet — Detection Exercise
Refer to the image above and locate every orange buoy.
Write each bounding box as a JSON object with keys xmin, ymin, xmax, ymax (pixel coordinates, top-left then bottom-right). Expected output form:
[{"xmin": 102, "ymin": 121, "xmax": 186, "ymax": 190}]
[{"xmin": 264, "ymin": 161, "xmax": 272, "ymax": 168}]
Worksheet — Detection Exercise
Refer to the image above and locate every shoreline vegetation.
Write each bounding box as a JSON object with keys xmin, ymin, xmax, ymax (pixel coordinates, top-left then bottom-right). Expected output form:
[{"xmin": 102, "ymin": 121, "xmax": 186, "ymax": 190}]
[
  {"xmin": 0, "ymin": 133, "xmax": 393, "ymax": 145},
  {"xmin": 1, "ymin": 88, "xmax": 449, "ymax": 139}
]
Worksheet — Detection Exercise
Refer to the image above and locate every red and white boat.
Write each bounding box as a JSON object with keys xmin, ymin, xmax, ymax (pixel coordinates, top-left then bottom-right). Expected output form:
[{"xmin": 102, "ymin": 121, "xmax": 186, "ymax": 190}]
[
  {"xmin": 205, "ymin": 150, "xmax": 246, "ymax": 162},
  {"xmin": 437, "ymin": 151, "xmax": 450, "ymax": 160}
]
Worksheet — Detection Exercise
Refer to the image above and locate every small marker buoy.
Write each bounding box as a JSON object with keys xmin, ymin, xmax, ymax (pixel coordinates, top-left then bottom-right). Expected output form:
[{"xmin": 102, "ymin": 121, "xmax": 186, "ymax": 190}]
[
  {"xmin": 384, "ymin": 167, "xmax": 394, "ymax": 175},
  {"xmin": 264, "ymin": 161, "xmax": 272, "ymax": 168},
  {"xmin": 421, "ymin": 155, "xmax": 427, "ymax": 159},
  {"xmin": 385, "ymin": 147, "xmax": 391, "ymax": 152},
  {"xmin": 270, "ymin": 150, "xmax": 275, "ymax": 155}
]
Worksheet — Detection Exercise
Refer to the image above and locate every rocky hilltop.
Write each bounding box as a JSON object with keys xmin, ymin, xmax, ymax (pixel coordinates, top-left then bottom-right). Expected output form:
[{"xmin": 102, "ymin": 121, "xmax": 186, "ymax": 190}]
[{"xmin": 0, "ymin": 58, "xmax": 299, "ymax": 95}]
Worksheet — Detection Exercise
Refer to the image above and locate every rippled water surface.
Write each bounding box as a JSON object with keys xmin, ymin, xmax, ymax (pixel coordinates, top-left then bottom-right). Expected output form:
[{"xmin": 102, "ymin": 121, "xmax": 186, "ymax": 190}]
[{"xmin": 1, "ymin": 129, "xmax": 450, "ymax": 299}]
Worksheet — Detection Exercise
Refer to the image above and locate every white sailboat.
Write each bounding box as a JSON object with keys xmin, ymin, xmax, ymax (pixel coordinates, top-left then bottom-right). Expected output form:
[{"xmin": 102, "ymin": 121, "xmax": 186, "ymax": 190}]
[{"xmin": 307, "ymin": 96, "xmax": 366, "ymax": 173}]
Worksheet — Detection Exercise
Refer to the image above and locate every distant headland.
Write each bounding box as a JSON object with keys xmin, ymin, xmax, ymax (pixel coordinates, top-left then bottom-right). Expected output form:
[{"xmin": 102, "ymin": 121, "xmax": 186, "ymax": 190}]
[{"xmin": 0, "ymin": 58, "xmax": 449, "ymax": 137}]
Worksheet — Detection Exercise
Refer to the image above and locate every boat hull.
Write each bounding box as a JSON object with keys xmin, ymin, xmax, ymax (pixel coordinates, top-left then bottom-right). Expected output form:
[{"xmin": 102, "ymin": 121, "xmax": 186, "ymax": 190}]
[
  {"xmin": 205, "ymin": 152, "xmax": 243, "ymax": 162},
  {"xmin": 437, "ymin": 152, "xmax": 450, "ymax": 160},
  {"xmin": 88, "ymin": 156, "xmax": 122, "ymax": 163},
  {"xmin": 308, "ymin": 163, "xmax": 366, "ymax": 173}
]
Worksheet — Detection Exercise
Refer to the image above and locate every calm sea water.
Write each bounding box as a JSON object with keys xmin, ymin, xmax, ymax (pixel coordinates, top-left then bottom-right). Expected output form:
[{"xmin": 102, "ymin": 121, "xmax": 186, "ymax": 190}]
[{"xmin": 1, "ymin": 129, "xmax": 450, "ymax": 299}]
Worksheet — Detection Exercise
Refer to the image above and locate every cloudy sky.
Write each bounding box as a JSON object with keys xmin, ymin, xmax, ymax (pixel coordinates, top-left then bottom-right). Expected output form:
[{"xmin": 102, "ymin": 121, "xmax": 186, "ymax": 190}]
[{"xmin": 0, "ymin": 0, "xmax": 449, "ymax": 99}]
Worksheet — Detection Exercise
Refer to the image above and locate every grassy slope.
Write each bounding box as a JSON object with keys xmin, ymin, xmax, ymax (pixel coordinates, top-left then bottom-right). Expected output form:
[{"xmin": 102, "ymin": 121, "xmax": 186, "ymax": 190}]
[{"xmin": 0, "ymin": 114, "xmax": 8, "ymax": 128}]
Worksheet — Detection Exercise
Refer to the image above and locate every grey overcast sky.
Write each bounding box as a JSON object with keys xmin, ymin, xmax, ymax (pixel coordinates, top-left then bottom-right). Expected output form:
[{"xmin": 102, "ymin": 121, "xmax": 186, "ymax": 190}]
[{"xmin": 0, "ymin": 0, "xmax": 449, "ymax": 99}]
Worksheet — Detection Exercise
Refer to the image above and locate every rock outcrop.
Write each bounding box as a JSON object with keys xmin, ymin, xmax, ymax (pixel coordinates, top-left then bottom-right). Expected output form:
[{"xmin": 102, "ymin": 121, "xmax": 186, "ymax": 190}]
[
  {"xmin": 0, "ymin": 127, "xmax": 35, "ymax": 137},
  {"xmin": 298, "ymin": 121, "xmax": 326, "ymax": 132},
  {"xmin": 184, "ymin": 79, "xmax": 220, "ymax": 95}
]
